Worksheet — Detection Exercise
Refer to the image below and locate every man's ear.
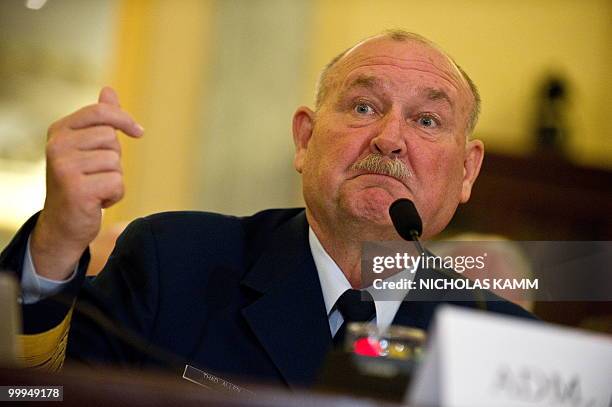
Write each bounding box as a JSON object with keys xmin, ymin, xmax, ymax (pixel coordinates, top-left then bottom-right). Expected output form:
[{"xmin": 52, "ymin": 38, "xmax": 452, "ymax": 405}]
[
  {"xmin": 292, "ymin": 106, "xmax": 315, "ymax": 173},
  {"xmin": 460, "ymin": 139, "xmax": 485, "ymax": 203}
]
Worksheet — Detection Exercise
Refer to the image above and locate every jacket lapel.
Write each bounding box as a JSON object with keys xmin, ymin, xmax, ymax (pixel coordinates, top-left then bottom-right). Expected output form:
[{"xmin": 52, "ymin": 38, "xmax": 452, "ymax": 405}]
[{"xmin": 240, "ymin": 211, "xmax": 332, "ymax": 388}]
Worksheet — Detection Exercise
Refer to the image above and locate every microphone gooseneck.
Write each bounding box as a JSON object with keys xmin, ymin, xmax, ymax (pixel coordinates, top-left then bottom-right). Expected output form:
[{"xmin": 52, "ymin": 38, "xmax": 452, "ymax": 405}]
[{"xmin": 388, "ymin": 198, "xmax": 488, "ymax": 310}]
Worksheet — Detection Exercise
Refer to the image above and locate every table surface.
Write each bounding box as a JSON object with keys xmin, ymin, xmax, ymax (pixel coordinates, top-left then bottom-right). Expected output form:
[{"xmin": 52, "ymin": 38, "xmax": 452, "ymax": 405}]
[{"xmin": 0, "ymin": 366, "xmax": 420, "ymax": 407}]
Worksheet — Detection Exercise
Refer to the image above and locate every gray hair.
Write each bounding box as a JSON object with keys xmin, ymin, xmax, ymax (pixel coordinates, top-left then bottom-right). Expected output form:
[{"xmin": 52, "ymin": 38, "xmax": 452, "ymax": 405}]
[{"xmin": 314, "ymin": 29, "xmax": 481, "ymax": 136}]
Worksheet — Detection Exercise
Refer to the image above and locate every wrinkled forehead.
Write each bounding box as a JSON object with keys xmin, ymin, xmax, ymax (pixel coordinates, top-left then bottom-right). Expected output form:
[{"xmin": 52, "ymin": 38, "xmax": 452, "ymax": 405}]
[{"xmin": 330, "ymin": 38, "xmax": 469, "ymax": 98}]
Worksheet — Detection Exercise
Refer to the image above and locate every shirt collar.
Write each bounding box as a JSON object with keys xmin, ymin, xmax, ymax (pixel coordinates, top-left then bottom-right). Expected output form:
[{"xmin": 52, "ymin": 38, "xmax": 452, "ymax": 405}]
[
  {"xmin": 309, "ymin": 227, "xmax": 350, "ymax": 316},
  {"xmin": 308, "ymin": 227, "xmax": 412, "ymax": 331}
]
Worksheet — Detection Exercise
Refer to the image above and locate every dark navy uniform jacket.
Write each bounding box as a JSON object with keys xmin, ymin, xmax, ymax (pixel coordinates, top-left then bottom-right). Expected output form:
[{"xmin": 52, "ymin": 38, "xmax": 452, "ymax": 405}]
[{"xmin": 0, "ymin": 208, "xmax": 535, "ymax": 388}]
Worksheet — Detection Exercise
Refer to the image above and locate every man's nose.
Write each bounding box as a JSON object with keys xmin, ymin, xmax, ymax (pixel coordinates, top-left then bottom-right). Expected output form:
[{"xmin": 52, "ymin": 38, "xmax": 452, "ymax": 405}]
[{"xmin": 370, "ymin": 113, "xmax": 406, "ymax": 157}]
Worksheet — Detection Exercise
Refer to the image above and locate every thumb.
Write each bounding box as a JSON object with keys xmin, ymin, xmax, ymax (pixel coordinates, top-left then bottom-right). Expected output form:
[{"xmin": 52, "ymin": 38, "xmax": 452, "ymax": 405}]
[{"xmin": 98, "ymin": 86, "xmax": 121, "ymax": 107}]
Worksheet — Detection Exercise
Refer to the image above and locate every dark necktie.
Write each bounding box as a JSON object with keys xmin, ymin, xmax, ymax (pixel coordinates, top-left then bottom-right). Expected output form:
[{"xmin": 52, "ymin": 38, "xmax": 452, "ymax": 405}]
[{"xmin": 333, "ymin": 289, "xmax": 376, "ymax": 347}]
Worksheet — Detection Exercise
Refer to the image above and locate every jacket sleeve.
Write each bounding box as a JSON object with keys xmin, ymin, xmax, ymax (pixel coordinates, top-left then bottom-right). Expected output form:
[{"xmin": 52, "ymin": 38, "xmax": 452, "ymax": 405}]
[
  {"xmin": 0, "ymin": 214, "xmax": 163, "ymax": 371},
  {"xmin": 0, "ymin": 212, "xmax": 88, "ymax": 370}
]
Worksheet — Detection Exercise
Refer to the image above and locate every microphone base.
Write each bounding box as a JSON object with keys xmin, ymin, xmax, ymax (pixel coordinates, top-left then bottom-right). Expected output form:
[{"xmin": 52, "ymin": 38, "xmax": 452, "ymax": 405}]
[{"xmin": 314, "ymin": 349, "xmax": 413, "ymax": 402}]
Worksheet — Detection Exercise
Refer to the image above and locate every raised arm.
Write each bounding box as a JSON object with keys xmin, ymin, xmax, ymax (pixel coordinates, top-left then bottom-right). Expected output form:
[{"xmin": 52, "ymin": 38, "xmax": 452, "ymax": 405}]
[{"xmin": 30, "ymin": 87, "xmax": 143, "ymax": 281}]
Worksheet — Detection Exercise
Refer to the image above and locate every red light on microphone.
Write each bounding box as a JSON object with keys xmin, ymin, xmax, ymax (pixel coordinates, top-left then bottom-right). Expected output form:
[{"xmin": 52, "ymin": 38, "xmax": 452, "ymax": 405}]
[{"xmin": 353, "ymin": 337, "xmax": 382, "ymax": 357}]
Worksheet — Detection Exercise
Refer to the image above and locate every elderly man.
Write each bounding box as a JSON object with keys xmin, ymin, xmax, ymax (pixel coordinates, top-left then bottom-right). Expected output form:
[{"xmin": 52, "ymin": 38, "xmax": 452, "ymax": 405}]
[{"xmin": 0, "ymin": 30, "xmax": 533, "ymax": 387}]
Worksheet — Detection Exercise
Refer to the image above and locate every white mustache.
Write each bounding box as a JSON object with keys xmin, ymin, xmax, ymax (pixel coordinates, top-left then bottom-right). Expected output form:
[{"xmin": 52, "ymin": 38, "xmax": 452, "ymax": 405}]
[{"xmin": 350, "ymin": 153, "xmax": 411, "ymax": 183}]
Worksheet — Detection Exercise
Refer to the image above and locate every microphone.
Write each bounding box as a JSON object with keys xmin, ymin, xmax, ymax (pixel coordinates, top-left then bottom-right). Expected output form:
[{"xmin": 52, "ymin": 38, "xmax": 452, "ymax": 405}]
[
  {"xmin": 389, "ymin": 199, "xmax": 425, "ymax": 254},
  {"xmin": 389, "ymin": 199, "xmax": 422, "ymax": 240}
]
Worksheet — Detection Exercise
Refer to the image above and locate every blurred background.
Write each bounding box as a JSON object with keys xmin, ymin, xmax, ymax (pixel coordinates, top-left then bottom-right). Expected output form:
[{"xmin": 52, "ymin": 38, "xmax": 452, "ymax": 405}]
[{"xmin": 0, "ymin": 0, "xmax": 610, "ymax": 329}]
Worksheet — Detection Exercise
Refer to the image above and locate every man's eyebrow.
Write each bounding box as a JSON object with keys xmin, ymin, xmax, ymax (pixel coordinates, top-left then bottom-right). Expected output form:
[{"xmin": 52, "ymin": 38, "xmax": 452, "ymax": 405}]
[
  {"xmin": 332, "ymin": 75, "xmax": 384, "ymax": 107},
  {"xmin": 347, "ymin": 75, "xmax": 383, "ymax": 89},
  {"xmin": 419, "ymin": 87, "xmax": 454, "ymax": 107},
  {"xmin": 341, "ymin": 75, "xmax": 385, "ymax": 94},
  {"xmin": 333, "ymin": 75, "xmax": 385, "ymax": 106}
]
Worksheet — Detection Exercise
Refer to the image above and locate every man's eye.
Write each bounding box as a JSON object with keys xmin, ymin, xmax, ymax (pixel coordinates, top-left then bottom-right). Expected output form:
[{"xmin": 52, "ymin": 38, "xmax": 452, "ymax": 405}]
[
  {"xmin": 353, "ymin": 103, "xmax": 374, "ymax": 115},
  {"xmin": 417, "ymin": 115, "xmax": 439, "ymax": 128}
]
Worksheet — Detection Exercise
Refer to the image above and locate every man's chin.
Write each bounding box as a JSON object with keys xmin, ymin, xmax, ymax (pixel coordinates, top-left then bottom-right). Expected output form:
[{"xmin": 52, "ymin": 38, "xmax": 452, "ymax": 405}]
[
  {"xmin": 341, "ymin": 193, "xmax": 396, "ymax": 228},
  {"xmin": 349, "ymin": 185, "xmax": 403, "ymax": 209},
  {"xmin": 336, "ymin": 186, "xmax": 418, "ymax": 238}
]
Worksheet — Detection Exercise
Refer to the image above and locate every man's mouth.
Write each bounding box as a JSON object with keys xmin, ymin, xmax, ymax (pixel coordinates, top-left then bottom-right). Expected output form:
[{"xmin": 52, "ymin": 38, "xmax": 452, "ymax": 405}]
[{"xmin": 349, "ymin": 171, "xmax": 410, "ymax": 190}]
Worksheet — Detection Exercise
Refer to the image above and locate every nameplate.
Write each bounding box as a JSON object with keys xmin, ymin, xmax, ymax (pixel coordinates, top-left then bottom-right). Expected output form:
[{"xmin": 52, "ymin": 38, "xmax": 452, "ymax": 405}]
[
  {"xmin": 182, "ymin": 365, "xmax": 254, "ymax": 395},
  {"xmin": 409, "ymin": 306, "xmax": 612, "ymax": 407}
]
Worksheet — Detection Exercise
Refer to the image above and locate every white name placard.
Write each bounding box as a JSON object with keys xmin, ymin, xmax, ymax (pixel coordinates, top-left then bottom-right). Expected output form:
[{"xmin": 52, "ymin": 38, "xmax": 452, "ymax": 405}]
[{"xmin": 409, "ymin": 305, "xmax": 612, "ymax": 407}]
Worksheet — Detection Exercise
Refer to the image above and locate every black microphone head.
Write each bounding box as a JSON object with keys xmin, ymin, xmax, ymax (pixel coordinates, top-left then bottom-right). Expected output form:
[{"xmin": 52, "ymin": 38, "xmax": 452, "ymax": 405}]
[{"xmin": 389, "ymin": 199, "xmax": 422, "ymax": 241}]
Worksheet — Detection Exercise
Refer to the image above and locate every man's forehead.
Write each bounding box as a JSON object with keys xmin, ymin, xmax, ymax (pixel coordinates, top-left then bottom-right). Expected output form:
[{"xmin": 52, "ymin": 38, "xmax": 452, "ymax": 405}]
[
  {"xmin": 332, "ymin": 38, "xmax": 467, "ymax": 92},
  {"xmin": 346, "ymin": 37, "xmax": 451, "ymax": 63}
]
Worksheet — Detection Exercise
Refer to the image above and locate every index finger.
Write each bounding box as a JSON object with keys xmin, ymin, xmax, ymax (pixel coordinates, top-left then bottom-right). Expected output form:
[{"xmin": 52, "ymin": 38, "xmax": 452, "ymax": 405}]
[{"xmin": 64, "ymin": 103, "xmax": 144, "ymax": 137}]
